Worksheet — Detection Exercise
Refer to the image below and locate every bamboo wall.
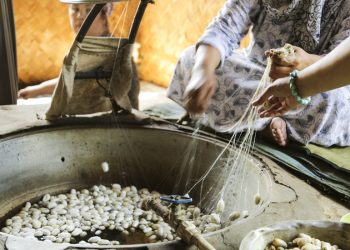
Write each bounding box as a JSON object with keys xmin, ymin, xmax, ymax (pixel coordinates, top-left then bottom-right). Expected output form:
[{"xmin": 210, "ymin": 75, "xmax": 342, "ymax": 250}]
[
  {"xmin": 14, "ymin": 0, "xmax": 74, "ymax": 84},
  {"xmin": 137, "ymin": 0, "xmax": 226, "ymax": 87},
  {"xmin": 14, "ymin": 0, "xmax": 248, "ymax": 87}
]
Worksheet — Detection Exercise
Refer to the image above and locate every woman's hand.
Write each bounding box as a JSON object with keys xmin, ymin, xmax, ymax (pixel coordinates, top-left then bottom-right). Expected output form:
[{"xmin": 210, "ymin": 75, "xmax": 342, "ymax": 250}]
[
  {"xmin": 184, "ymin": 65, "xmax": 217, "ymax": 114},
  {"xmin": 252, "ymin": 76, "xmax": 298, "ymax": 117},
  {"xmin": 18, "ymin": 85, "xmax": 41, "ymax": 99},
  {"xmin": 267, "ymin": 45, "xmax": 322, "ymax": 80}
]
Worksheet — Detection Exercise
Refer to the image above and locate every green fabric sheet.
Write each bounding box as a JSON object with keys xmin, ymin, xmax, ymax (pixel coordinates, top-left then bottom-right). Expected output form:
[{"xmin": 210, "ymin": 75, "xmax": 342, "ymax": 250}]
[
  {"xmin": 143, "ymin": 103, "xmax": 350, "ymax": 173},
  {"xmin": 305, "ymin": 144, "xmax": 350, "ymax": 172}
]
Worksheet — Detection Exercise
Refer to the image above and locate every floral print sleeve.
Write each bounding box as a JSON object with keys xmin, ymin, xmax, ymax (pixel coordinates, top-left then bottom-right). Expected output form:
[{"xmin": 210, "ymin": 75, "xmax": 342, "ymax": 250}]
[{"xmin": 197, "ymin": 0, "xmax": 259, "ymax": 66}]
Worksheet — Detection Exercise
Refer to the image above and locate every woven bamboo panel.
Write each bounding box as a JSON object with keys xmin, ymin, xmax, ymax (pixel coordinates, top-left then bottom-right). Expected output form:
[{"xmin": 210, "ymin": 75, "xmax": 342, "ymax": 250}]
[
  {"xmin": 14, "ymin": 0, "xmax": 74, "ymax": 84},
  {"xmin": 136, "ymin": 0, "xmax": 223, "ymax": 87}
]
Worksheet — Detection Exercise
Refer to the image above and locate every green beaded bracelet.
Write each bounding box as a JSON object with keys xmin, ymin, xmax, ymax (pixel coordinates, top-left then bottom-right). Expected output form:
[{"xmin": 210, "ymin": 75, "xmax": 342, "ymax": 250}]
[{"xmin": 289, "ymin": 70, "xmax": 311, "ymax": 105}]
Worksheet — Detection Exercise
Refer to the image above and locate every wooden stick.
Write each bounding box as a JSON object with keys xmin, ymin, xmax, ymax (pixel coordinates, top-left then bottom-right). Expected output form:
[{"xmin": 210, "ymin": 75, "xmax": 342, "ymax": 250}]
[
  {"xmin": 142, "ymin": 196, "xmax": 216, "ymax": 250},
  {"xmin": 142, "ymin": 196, "xmax": 171, "ymax": 221}
]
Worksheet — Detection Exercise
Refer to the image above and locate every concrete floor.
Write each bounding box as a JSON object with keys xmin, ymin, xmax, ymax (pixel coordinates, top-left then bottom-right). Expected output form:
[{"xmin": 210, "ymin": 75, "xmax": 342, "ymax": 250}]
[{"xmin": 17, "ymin": 81, "xmax": 175, "ymax": 111}]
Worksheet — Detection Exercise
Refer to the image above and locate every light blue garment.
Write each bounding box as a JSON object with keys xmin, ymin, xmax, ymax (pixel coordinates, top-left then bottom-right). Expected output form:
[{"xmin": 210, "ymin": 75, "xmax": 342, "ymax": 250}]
[{"xmin": 167, "ymin": 0, "xmax": 350, "ymax": 146}]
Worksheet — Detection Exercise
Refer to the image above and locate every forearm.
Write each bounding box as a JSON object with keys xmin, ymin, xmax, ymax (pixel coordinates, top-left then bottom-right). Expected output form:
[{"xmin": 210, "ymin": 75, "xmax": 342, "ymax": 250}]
[
  {"xmin": 37, "ymin": 78, "xmax": 58, "ymax": 95},
  {"xmin": 297, "ymin": 38, "xmax": 350, "ymax": 97},
  {"xmin": 300, "ymin": 54, "xmax": 323, "ymax": 69},
  {"xmin": 194, "ymin": 44, "xmax": 221, "ymax": 72}
]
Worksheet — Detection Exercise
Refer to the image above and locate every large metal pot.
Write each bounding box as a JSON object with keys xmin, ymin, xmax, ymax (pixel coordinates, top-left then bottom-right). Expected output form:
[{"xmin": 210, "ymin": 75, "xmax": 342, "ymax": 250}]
[{"xmin": 0, "ymin": 122, "xmax": 348, "ymax": 249}]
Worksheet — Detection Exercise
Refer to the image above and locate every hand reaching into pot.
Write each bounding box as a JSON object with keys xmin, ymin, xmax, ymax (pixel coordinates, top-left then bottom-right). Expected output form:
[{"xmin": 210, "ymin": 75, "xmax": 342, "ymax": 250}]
[
  {"xmin": 184, "ymin": 66, "xmax": 218, "ymax": 115},
  {"xmin": 183, "ymin": 45, "xmax": 221, "ymax": 115}
]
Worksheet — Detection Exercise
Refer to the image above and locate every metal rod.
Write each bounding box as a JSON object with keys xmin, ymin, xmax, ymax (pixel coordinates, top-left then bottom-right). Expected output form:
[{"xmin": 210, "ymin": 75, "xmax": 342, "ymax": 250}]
[{"xmin": 128, "ymin": 0, "xmax": 153, "ymax": 43}]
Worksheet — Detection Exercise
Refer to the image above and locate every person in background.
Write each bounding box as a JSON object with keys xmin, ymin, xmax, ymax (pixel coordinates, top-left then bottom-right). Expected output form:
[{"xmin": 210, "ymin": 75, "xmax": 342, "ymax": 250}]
[
  {"xmin": 18, "ymin": 4, "xmax": 112, "ymax": 99},
  {"xmin": 18, "ymin": 3, "xmax": 140, "ymax": 109},
  {"xmin": 167, "ymin": 0, "xmax": 350, "ymax": 147}
]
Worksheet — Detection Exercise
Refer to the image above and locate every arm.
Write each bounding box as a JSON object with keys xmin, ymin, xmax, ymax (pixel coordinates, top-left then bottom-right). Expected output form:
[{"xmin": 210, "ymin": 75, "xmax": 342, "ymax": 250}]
[
  {"xmin": 193, "ymin": 45, "xmax": 221, "ymax": 72},
  {"xmin": 184, "ymin": 45, "xmax": 221, "ymax": 114},
  {"xmin": 296, "ymin": 36, "xmax": 350, "ymax": 97},
  {"xmin": 185, "ymin": 0, "xmax": 258, "ymax": 114},
  {"xmin": 198, "ymin": 0, "xmax": 258, "ymax": 67},
  {"xmin": 253, "ymin": 36, "xmax": 350, "ymax": 115},
  {"xmin": 268, "ymin": 5, "xmax": 350, "ymax": 81},
  {"xmin": 298, "ymin": 11, "xmax": 350, "ymax": 96},
  {"xmin": 253, "ymin": 12, "xmax": 350, "ymax": 116},
  {"xmin": 18, "ymin": 78, "xmax": 58, "ymax": 99}
]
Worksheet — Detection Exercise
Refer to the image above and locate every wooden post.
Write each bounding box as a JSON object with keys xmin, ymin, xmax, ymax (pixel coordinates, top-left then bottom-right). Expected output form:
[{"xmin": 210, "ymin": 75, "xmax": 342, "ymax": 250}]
[{"xmin": 142, "ymin": 196, "xmax": 216, "ymax": 250}]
